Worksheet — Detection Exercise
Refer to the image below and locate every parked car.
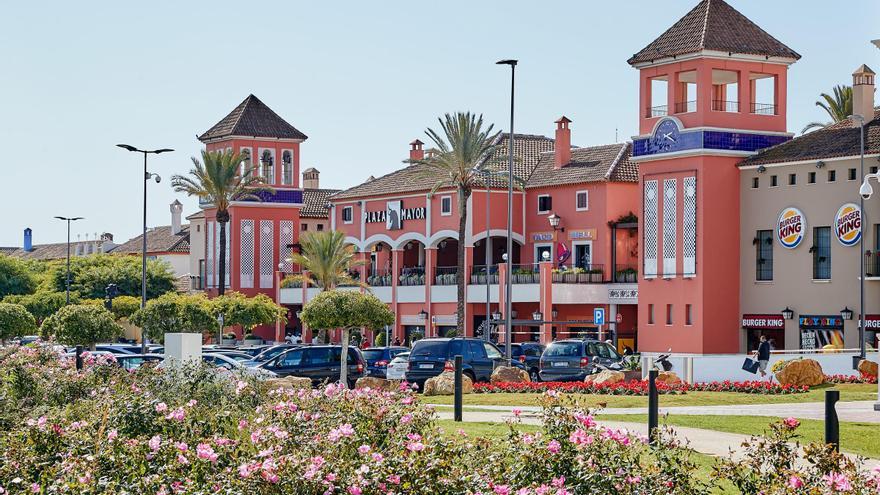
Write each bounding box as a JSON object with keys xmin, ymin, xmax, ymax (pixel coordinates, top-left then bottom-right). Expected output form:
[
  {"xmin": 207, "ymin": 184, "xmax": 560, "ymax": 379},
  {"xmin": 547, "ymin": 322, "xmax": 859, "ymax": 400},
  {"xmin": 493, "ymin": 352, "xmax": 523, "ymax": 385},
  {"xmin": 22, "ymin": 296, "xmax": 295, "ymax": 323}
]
[
  {"xmin": 257, "ymin": 345, "xmax": 365, "ymax": 388},
  {"xmin": 93, "ymin": 344, "xmax": 138, "ymax": 355},
  {"xmin": 109, "ymin": 344, "xmax": 163, "ymax": 354},
  {"xmin": 251, "ymin": 344, "xmax": 302, "ymax": 363},
  {"xmin": 385, "ymin": 352, "xmax": 409, "ymax": 380},
  {"xmin": 206, "ymin": 349, "xmax": 256, "ymax": 362},
  {"xmin": 202, "ymin": 353, "xmax": 277, "ymax": 379},
  {"xmin": 114, "ymin": 354, "xmax": 164, "ymax": 371},
  {"xmin": 509, "ymin": 342, "xmax": 546, "ymax": 382},
  {"xmin": 361, "ymin": 346, "xmax": 409, "ymax": 377},
  {"xmin": 17, "ymin": 335, "xmax": 41, "ymax": 345},
  {"xmin": 237, "ymin": 345, "xmax": 271, "ymax": 357},
  {"xmin": 538, "ymin": 339, "xmax": 623, "ymax": 382},
  {"xmin": 404, "ymin": 338, "xmax": 526, "ymax": 390}
]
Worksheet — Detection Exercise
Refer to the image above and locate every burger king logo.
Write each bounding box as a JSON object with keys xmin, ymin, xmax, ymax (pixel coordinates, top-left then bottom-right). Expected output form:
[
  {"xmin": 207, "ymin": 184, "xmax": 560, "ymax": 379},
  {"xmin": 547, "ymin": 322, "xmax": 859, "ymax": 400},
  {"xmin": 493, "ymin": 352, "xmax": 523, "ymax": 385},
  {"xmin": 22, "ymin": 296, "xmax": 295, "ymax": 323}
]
[
  {"xmin": 777, "ymin": 207, "xmax": 805, "ymax": 249},
  {"xmin": 834, "ymin": 203, "xmax": 862, "ymax": 246}
]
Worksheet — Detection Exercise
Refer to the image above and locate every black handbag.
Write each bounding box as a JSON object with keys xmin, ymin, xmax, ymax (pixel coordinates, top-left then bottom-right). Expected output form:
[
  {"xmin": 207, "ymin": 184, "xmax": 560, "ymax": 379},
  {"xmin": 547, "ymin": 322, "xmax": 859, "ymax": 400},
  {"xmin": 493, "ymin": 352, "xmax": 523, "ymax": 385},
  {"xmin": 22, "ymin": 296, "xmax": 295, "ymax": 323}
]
[{"xmin": 742, "ymin": 358, "xmax": 760, "ymax": 374}]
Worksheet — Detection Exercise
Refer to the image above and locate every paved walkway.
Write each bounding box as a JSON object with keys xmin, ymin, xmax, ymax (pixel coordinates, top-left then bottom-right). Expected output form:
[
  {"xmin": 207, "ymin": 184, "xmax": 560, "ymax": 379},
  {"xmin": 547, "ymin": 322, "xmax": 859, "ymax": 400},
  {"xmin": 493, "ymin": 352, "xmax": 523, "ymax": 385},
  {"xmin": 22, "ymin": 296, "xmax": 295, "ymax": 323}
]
[{"xmin": 432, "ymin": 405, "xmax": 880, "ymax": 468}]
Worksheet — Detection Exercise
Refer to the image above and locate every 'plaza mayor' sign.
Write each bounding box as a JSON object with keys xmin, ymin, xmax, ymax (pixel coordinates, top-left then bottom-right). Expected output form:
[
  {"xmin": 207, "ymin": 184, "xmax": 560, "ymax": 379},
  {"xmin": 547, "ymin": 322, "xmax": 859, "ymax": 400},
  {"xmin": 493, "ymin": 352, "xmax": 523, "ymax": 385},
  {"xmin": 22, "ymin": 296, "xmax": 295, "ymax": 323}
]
[{"xmin": 365, "ymin": 201, "xmax": 426, "ymax": 230}]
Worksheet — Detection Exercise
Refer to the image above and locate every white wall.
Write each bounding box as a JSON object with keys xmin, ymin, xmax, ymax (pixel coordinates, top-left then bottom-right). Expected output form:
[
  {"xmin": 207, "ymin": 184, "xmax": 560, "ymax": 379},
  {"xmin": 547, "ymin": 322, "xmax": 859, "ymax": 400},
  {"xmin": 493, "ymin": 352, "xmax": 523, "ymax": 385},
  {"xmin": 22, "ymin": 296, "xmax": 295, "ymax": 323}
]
[{"xmin": 644, "ymin": 351, "xmax": 865, "ymax": 382}]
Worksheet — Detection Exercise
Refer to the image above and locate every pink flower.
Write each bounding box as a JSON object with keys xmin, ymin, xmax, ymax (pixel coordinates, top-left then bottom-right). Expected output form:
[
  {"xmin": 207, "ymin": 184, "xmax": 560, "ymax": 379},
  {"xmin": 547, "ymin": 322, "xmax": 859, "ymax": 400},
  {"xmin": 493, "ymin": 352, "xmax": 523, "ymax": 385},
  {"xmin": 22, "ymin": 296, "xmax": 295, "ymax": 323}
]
[
  {"xmin": 407, "ymin": 441, "xmax": 425, "ymax": 452},
  {"xmin": 235, "ymin": 380, "xmax": 248, "ymax": 394},
  {"xmin": 787, "ymin": 475, "xmax": 804, "ymax": 489},
  {"xmin": 165, "ymin": 408, "xmax": 185, "ymax": 422},
  {"xmin": 155, "ymin": 402, "xmax": 168, "ymax": 413},
  {"xmin": 782, "ymin": 417, "xmax": 800, "ymax": 429},
  {"xmin": 357, "ymin": 445, "xmax": 371, "ymax": 455},
  {"xmin": 176, "ymin": 454, "xmax": 189, "ymax": 465},
  {"xmin": 196, "ymin": 443, "xmax": 218, "ymax": 463},
  {"xmin": 106, "ymin": 429, "xmax": 118, "ymax": 442},
  {"xmin": 522, "ymin": 434, "xmax": 535, "ymax": 445},
  {"xmin": 175, "ymin": 442, "xmax": 188, "ymax": 452},
  {"xmin": 348, "ymin": 486, "xmax": 362, "ymax": 495},
  {"xmin": 387, "ymin": 475, "xmax": 401, "ymax": 485},
  {"xmin": 823, "ymin": 472, "xmax": 852, "ymax": 492},
  {"xmin": 547, "ymin": 440, "xmax": 561, "ymax": 454},
  {"xmin": 552, "ymin": 476, "xmax": 565, "ymax": 488},
  {"xmin": 238, "ymin": 419, "xmax": 248, "ymax": 430},
  {"xmin": 568, "ymin": 429, "xmax": 593, "ymax": 446},
  {"xmin": 238, "ymin": 463, "xmax": 254, "ymax": 479},
  {"xmin": 512, "ymin": 408, "xmax": 522, "ymax": 417},
  {"xmin": 30, "ymin": 484, "xmax": 39, "ymax": 493},
  {"xmin": 400, "ymin": 414, "xmax": 413, "ymax": 424},
  {"xmin": 493, "ymin": 485, "xmax": 510, "ymax": 495},
  {"xmin": 371, "ymin": 452, "xmax": 384, "ymax": 463},
  {"xmin": 574, "ymin": 413, "xmax": 596, "ymax": 428},
  {"xmin": 149, "ymin": 435, "xmax": 161, "ymax": 452}
]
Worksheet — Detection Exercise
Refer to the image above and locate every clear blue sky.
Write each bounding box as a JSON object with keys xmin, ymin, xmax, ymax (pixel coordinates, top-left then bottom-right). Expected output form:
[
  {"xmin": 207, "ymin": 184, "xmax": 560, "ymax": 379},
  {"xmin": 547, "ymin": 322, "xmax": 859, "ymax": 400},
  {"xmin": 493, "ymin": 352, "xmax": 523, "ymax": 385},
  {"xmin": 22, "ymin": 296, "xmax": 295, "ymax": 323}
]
[{"xmin": 1, "ymin": 1, "xmax": 877, "ymax": 247}]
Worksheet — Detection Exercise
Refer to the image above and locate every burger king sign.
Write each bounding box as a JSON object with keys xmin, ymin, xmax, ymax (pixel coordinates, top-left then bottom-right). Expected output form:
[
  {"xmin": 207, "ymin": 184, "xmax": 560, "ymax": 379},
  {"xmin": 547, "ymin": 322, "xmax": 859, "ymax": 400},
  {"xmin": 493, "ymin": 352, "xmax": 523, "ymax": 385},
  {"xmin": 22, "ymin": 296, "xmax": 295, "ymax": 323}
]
[
  {"xmin": 777, "ymin": 207, "xmax": 805, "ymax": 249},
  {"xmin": 834, "ymin": 203, "xmax": 862, "ymax": 246}
]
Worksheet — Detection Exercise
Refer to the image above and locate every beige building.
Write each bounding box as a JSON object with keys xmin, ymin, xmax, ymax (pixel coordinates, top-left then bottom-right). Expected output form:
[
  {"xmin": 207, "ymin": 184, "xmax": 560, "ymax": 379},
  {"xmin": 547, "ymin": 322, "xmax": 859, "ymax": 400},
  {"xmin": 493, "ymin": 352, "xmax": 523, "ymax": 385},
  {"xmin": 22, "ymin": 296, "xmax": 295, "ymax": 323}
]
[
  {"xmin": 186, "ymin": 210, "xmax": 206, "ymax": 291},
  {"xmin": 738, "ymin": 65, "xmax": 879, "ymax": 352}
]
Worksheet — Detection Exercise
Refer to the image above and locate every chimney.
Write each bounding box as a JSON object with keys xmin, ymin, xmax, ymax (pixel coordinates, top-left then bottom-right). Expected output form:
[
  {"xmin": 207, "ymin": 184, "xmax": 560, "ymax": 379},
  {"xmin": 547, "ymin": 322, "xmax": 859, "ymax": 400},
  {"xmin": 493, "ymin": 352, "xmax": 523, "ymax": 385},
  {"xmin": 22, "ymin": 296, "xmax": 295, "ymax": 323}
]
[
  {"xmin": 852, "ymin": 64, "xmax": 876, "ymax": 122},
  {"xmin": 23, "ymin": 228, "xmax": 32, "ymax": 252},
  {"xmin": 100, "ymin": 233, "xmax": 116, "ymax": 253},
  {"xmin": 554, "ymin": 116, "xmax": 572, "ymax": 169},
  {"xmin": 170, "ymin": 200, "xmax": 183, "ymax": 235},
  {"xmin": 409, "ymin": 139, "xmax": 425, "ymax": 161},
  {"xmin": 302, "ymin": 167, "xmax": 320, "ymax": 189}
]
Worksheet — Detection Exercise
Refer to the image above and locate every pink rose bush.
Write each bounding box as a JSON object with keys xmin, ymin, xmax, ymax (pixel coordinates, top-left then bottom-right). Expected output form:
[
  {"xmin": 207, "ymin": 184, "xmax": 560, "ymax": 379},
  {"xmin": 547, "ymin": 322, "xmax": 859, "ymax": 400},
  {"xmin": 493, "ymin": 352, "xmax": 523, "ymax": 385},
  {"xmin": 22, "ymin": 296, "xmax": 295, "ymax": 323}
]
[{"xmin": 0, "ymin": 343, "xmax": 878, "ymax": 494}]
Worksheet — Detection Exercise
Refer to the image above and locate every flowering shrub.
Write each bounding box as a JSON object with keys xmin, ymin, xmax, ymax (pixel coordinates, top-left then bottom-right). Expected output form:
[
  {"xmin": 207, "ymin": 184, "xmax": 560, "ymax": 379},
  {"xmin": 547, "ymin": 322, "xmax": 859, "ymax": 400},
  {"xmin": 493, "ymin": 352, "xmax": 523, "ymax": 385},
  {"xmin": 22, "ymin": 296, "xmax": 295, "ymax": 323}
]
[
  {"xmin": 474, "ymin": 380, "xmax": 809, "ymax": 395},
  {"xmin": 825, "ymin": 373, "xmax": 878, "ymax": 384},
  {"xmin": 0, "ymin": 344, "xmax": 875, "ymax": 494}
]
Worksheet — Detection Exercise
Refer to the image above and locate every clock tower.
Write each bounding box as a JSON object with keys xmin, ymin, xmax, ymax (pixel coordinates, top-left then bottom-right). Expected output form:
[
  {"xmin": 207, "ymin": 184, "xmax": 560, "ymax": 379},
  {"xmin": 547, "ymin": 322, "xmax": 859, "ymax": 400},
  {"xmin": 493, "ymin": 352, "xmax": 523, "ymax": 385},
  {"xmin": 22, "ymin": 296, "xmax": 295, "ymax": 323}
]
[{"xmin": 628, "ymin": 0, "xmax": 799, "ymax": 353}]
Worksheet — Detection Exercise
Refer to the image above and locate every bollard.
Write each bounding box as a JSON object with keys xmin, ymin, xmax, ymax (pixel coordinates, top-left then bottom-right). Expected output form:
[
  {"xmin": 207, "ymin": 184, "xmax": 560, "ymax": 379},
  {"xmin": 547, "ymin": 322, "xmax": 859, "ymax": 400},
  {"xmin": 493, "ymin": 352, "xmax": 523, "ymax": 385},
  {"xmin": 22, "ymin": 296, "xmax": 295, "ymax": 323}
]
[
  {"xmin": 454, "ymin": 355, "xmax": 463, "ymax": 422},
  {"xmin": 648, "ymin": 369, "xmax": 658, "ymax": 445},
  {"xmin": 75, "ymin": 345, "xmax": 83, "ymax": 371},
  {"xmin": 825, "ymin": 390, "xmax": 840, "ymax": 451}
]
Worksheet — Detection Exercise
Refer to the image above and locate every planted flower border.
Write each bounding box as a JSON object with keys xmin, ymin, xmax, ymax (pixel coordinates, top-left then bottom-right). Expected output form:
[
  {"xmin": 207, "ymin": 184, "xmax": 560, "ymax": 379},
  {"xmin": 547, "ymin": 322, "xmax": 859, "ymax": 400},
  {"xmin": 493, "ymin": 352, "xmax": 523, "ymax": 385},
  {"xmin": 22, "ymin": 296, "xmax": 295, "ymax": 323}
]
[{"xmin": 474, "ymin": 380, "xmax": 809, "ymax": 395}]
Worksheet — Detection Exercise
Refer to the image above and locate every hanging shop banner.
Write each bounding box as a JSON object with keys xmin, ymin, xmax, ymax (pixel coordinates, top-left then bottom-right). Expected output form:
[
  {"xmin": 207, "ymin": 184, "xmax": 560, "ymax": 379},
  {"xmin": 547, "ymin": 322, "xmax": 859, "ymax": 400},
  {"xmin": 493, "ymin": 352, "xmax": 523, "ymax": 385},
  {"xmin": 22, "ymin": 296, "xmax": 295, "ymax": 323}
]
[
  {"xmin": 777, "ymin": 207, "xmax": 805, "ymax": 249},
  {"xmin": 857, "ymin": 315, "xmax": 880, "ymax": 329},
  {"xmin": 834, "ymin": 203, "xmax": 862, "ymax": 246},
  {"xmin": 741, "ymin": 314, "xmax": 785, "ymax": 330},
  {"xmin": 568, "ymin": 229, "xmax": 597, "ymax": 241},
  {"xmin": 364, "ymin": 201, "xmax": 426, "ymax": 230},
  {"xmin": 798, "ymin": 314, "xmax": 844, "ymax": 350}
]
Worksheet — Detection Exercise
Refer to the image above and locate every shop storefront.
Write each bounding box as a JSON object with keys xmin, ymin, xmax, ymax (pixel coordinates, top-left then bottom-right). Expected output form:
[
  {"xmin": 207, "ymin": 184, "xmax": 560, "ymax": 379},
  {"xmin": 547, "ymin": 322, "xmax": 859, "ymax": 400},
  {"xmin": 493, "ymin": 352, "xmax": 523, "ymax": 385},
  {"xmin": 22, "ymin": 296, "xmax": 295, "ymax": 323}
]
[
  {"xmin": 799, "ymin": 315, "xmax": 844, "ymax": 350},
  {"xmin": 741, "ymin": 314, "xmax": 785, "ymax": 351},
  {"xmin": 859, "ymin": 315, "xmax": 880, "ymax": 351}
]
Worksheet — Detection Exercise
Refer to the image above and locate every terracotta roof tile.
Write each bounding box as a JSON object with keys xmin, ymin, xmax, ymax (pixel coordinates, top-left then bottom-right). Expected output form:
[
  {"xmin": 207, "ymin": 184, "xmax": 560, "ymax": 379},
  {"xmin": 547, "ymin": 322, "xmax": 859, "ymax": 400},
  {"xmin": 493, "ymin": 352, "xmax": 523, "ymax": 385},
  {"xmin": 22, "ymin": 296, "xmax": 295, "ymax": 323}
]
[
  {"xmin": 112, "ymin": 225, "xmax": 190, "ymax": 254},
  {"xmin": 739, "ymin": 109, "xmax": 880, "ymax": 167},
  {"xmin": 331, "ymin": 133, "xmax": 554, "ymax": 200},
  {"xmin": 526, "ymin": 143, "xmax": 637, "ymax": 188},
  {"xmin": 6, "ymin": 240, "xmax": 114, "ymax": 261},
  {"xmin": 628, "ymin": 0, "xmax": 800, "ymax": 65},
  {"xmin": 198, "ymin": 94, "xmax": 307, "ymax": 142},
  {"xmin": 301, "ymin": 188, "xmax": 341, "ymax": 218}
]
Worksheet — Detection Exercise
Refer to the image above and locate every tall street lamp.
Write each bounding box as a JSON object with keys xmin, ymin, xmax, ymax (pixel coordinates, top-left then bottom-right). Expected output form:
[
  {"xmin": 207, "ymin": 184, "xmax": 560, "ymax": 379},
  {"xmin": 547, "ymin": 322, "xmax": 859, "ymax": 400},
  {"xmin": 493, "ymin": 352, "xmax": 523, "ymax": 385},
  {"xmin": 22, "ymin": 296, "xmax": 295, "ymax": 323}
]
[
  {"xmin": 848, "ymin": 114, "xmax": 867, "ymax": 368},
  {"xmin": 497, "ymin": 58, "xmax": 517, "ymax": 363},
  {"xmin": 473, "ymin": 167, "xmax": 511, "ymax": 342},
  {"xmin": 117, "ymin": 144, "xmax": 173, "ymax": 354},
  {"xmin": 53, "ymin": 216, "xmax": 84, "ymax": 304}
]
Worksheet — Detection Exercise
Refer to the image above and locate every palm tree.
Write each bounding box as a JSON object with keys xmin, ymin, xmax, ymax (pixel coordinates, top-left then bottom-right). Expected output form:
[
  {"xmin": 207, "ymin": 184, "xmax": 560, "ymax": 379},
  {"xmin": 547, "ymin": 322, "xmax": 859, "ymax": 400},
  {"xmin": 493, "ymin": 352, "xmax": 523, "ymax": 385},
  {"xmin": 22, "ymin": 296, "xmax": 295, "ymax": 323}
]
[
  {"xmin": 171, "ymin": 150, "xmax": 272, "ymax": 296},
  {"xmin": 286, "ymin": 230, "xmax": 365, "ymax": 386},
  {"xmin": 412, "ymin": 112, "xmax": 501, "ymax": 337},
  {"xmin": 285, "ymin": 230, "xmax": 364, "ymax": 291},
  {"xmin": 802, "ymin": 85, "xmax": 853, "ymax": 133}
]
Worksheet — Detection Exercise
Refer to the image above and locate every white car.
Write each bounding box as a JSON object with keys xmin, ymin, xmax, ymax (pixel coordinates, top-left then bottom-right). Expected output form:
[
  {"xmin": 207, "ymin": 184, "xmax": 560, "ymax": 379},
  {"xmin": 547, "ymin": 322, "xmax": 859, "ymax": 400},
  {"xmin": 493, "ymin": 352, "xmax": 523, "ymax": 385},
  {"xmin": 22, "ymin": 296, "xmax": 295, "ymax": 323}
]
[
  {"xmin": 386, "ymin": 352, "xmax": 409, "ymax": 380},
  {"xmin": 202, "ymin": 353, "xmax": 277, "ymax": 380}
]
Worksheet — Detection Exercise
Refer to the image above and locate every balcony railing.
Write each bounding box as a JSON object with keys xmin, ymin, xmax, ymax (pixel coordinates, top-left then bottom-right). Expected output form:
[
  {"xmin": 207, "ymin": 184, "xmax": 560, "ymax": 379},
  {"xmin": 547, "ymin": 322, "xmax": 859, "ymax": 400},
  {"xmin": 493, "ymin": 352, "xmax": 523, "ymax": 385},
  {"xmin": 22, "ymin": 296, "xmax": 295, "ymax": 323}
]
[
  {"xmin": 646, "ymin": 104, "xmax": 668, "ymax": 118},
  {"xmin": 865, "ymin": 256, "xmax": 880, "ymax": 279},
  {"xmin": 398, "ymin": 266, "xmax": 425, "ymax": 286},
  {"xmin": 712, "ymin": 100, "xmax": 739, "ymax": 112},
  {"xmin": 434, "ymin": 266, "xmax": 459, "ymax": 286},
  {"xmin": 552, "ymin": 265, "xmax": 605, "ymax": 284},
  {"xmin": 511, "ymin": 264, "xmax": 540, "ymax": 284},
  {"xmin": 613, "ymin": 265, "xmax": 638, "ymax": 283},
  {"xmin": 367, "ymin": 269, "xmax": 392, "ymax": 287},
  {"xmin": 674, "ymin": 100, "xmax": 697, "ymax": 113},
  {"xmin": 750, "ymin": 102, "xmax": 776, "ymax": 115},
  {"xmin": 470, "ymin": 265, "xmax": 499, "ymax": 285}
]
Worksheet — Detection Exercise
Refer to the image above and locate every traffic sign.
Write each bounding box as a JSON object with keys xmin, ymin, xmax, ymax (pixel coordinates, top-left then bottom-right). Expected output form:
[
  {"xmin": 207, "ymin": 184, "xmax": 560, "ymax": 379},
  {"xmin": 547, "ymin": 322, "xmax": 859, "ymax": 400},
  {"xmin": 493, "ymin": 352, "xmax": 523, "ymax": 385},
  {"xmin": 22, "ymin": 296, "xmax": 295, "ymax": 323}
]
[{"xmin": 594, "ymin": 308, "xmax": 605, "ymax": 325}]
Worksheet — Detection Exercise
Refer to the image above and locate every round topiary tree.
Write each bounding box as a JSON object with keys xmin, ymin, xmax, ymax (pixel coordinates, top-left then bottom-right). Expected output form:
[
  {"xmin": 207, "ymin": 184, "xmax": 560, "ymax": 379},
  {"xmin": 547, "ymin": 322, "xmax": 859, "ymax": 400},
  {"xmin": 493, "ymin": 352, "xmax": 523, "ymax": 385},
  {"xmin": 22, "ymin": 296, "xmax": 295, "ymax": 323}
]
[
  {"xmin": 0, "ymin": 302, "xmax": 37, "ymax": 342},
  {"xmin": 300, "ymin": 290, "xmax": 394, "ymax": 387},
  {"xmin": 40, "ymin": 304, "xmax": 122, "ymax": 350}
]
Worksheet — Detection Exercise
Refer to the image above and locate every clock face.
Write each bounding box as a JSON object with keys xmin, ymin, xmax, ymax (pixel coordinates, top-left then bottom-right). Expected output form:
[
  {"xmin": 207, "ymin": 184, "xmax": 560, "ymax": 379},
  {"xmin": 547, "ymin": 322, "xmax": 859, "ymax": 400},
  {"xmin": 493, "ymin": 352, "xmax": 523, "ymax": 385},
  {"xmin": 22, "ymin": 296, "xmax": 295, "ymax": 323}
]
[{"xmin": 650, "ymin": 119, "xmax": 681, "ymax": 153}]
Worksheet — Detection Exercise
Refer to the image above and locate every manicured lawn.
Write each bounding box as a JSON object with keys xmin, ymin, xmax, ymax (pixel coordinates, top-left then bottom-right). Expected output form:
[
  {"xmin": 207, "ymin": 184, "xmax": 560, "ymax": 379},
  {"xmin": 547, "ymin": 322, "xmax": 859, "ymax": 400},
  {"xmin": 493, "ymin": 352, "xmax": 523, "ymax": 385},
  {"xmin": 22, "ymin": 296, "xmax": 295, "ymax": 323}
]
[
  {"xmin": 425, "ymin": 383, "xmax": 876, "ymax": 408},
  {"xmin": 597, "ymin": 413, "xmax": 880, "ymax": 460}
]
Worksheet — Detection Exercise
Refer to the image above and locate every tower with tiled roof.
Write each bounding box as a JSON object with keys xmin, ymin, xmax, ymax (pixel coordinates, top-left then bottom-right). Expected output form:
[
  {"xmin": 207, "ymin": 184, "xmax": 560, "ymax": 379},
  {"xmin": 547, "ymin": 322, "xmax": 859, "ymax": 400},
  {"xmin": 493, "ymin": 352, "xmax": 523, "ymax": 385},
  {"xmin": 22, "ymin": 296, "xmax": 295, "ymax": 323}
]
[
  {"xmin": 628, "ymin": 0, "xmax": 799, "ymax": 353},
  {"xmin": 197, "ymin": 95, "xmax": 307, "ymax": 340}
]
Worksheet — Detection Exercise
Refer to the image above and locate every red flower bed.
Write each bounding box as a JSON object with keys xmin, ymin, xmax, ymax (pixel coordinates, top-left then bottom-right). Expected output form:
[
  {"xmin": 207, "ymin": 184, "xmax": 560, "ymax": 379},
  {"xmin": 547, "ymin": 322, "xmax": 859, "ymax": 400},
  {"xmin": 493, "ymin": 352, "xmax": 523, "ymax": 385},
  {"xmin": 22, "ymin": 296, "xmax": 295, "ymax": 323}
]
[
  {"xmin": 825, "ymin": 373, "xmax": 878, "ymax": 384},
  {"xmin": 474, "ymin": 380, "xmax": 809, "ymax": 395}
]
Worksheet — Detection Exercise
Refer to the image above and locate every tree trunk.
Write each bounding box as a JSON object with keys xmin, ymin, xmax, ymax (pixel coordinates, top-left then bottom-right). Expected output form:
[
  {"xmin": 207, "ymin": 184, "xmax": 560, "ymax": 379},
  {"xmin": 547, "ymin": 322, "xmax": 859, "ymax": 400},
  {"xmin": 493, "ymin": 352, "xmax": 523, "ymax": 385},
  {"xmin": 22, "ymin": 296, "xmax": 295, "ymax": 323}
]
[
  {"xmin": 456, "ymin": 186, "xmax": 471, "ymax": 336},
  {"xmin": 339, "ymin": 328, "xmax": 350, "ymax": 388},
  {"xmin": 217, "ymin": 210, "xmax": 229, "ymax": 297}
]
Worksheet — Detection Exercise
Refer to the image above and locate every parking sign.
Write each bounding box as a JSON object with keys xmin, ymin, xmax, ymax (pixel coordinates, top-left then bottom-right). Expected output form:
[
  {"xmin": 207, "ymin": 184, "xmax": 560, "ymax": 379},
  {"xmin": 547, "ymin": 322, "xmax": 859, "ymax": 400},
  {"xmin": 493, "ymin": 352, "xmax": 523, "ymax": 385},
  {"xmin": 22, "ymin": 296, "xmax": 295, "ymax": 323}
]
[{"xmin": 593, "ymin": 308, "xmax": 605, "ymax": 325}]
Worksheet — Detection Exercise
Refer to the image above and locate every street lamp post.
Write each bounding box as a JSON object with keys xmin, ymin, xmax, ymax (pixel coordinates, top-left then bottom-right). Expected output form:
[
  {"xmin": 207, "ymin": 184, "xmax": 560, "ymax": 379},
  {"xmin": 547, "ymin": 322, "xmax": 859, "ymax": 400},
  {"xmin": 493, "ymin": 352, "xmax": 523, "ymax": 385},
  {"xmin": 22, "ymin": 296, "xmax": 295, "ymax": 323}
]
[
  {"xmin": 848, "ymin": 114, "xmax": 867, "ymax": 368},
  {"xmin": 53, "ymin": 216, "xmax": 84, "ymax": 304},
  {"xmin": 497, "ymin": 58, "xmax": 517, "ymax": 363},
  {"xmin": 117, "ymin": 144, "xmax": 173, "ymax": 354},
  {"xmin": 857, "ymin": 161, "xmax": 880, "ymax": 412}
]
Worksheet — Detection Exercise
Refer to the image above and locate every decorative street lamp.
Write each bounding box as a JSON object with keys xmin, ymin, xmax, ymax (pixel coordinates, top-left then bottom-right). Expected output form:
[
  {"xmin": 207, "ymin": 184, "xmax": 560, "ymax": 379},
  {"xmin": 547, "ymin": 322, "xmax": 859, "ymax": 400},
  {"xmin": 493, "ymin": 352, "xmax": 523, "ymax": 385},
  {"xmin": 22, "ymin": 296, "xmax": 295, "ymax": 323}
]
[
  {"xmin": 491, "ymin": 310, "xmax": 502, "ymax": 322},
  {"xmin": 548, "ymin": 213, "xmax": 561, "ymax": 231},
  {"xmin": 532, "ymin": 311, "xmax": 543, "ymax": 322},
  {"xmin": 418, "ymin": 309, "xmax": 428, "ymax": 320},
  {"xmin": 497, "ymin": 58, "xmax": 517, "ymax": 363},
  {"xmin": 840, "ymin": 307, "xmax": 854, "ymax": 321},
  {"xmin": 849, "ymin": 113, "xmax": 867, "ymax": 368},
  {"xmin": 53, "ymin": 216, "xmax": 84, "ymax": 305},
  {"xmin": 781, "ymin": 307, "xmax": 794, "ymax": 320},
  {"xmin": 117, "ymin": 144, "xmax": 173, "ymax": 354}
]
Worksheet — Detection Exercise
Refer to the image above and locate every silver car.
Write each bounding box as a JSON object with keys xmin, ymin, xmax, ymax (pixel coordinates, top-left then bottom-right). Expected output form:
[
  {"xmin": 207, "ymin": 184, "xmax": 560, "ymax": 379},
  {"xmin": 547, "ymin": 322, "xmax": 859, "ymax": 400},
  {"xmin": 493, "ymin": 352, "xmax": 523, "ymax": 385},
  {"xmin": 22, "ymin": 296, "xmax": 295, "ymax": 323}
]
[{"xmin": 385, "ymin": 352, "xmax": 409, "ymax": 380}]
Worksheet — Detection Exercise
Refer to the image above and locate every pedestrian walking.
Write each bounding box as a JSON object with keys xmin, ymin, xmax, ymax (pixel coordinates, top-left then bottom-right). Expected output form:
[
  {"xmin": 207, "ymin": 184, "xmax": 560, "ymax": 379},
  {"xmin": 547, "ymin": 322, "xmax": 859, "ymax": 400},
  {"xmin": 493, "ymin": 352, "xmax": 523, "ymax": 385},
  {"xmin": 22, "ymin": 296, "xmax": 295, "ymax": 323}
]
[{"xmin": 753, "ymin": 335, "xmax": 771, "ymax": 378}]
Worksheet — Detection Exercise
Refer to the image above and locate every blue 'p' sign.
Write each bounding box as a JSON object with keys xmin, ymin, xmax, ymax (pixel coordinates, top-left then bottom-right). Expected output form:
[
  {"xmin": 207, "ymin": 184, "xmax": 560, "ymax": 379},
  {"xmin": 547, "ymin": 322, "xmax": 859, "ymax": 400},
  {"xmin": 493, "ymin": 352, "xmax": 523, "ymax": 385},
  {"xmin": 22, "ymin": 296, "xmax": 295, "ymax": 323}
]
[{"xmin": 593, "ymin": 308, "xmax": 605, "ymax": 325}]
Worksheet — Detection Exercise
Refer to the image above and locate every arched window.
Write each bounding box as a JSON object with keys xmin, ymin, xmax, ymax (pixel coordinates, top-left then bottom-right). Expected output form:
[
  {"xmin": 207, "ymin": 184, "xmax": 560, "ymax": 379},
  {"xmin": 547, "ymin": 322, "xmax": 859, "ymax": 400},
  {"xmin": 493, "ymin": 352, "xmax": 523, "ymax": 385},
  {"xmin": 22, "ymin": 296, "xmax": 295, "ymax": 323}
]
[
  {"xmin": 240, "ymin": 148, "xmax": 252, "ymax": 176},
  {"xmin": 282, "ymin": 151, "xmax": 293, "ymax": 185},
  {"xmin": 260, "ymin": 150, "xmax": 274, "ymax": 184}
]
